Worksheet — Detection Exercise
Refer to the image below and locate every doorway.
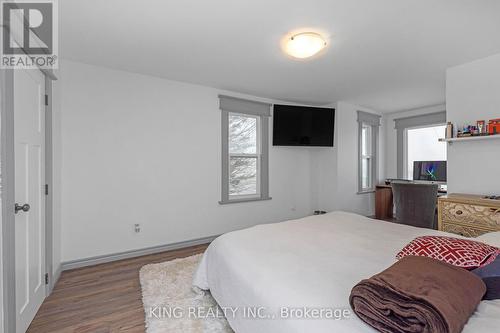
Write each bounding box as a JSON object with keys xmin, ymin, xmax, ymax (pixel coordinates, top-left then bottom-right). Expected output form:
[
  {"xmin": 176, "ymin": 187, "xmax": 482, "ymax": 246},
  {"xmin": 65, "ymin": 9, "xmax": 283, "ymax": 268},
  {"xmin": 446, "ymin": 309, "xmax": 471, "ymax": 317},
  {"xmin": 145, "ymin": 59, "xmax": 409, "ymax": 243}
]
[
  {"xmin": 1, "ymin": 67, "xmax": 54, "ymax": 333},
  {"xmin": 13, "ymin": 68, "xmax": 47, "ymax": 333}
]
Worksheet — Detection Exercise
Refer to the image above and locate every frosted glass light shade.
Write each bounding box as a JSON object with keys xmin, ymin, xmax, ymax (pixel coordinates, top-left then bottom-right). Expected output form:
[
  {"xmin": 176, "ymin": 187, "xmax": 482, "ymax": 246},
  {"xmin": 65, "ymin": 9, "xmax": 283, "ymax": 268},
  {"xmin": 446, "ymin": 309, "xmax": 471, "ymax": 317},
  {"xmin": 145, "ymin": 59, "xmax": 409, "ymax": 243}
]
[{"xmin": 284, "ymin": 32, "xmax": 327, "ymax": 59}]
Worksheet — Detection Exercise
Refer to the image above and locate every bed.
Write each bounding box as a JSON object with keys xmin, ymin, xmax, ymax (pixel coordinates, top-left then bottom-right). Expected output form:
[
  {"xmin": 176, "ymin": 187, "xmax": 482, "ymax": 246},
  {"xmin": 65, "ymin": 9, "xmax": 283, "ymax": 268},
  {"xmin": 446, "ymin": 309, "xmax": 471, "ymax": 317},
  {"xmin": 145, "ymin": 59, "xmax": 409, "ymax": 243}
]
[{"xmin": 193, "ymin": 211, "xmax": 500, "ymax": 333}]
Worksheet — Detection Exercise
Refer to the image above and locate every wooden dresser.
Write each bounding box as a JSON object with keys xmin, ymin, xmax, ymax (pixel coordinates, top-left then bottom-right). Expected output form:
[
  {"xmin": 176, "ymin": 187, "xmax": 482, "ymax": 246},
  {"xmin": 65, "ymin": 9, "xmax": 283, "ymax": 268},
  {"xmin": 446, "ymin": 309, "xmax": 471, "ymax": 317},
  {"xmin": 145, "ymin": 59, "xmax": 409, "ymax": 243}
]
[{"xmin": 438, "ymin": 194, "xmax": 500, "ymax": 237}]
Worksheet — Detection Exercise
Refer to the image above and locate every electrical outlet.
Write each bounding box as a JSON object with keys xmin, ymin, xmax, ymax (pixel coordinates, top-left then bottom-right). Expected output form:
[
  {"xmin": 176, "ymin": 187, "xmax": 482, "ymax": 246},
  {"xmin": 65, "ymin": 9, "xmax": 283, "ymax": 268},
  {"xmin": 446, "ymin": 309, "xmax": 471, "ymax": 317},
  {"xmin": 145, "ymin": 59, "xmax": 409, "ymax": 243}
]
[{"xmin": 134, "ymin": 224, "xmax": 141, "ymax": 233}]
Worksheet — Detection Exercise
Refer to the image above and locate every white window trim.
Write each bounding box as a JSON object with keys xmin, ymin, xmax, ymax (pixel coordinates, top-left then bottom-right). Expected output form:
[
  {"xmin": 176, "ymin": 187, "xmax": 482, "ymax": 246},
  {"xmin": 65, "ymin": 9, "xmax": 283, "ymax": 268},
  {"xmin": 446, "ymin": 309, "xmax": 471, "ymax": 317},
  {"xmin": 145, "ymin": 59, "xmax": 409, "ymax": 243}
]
[
  {"xmin": 357, "ymin": 111, "xmax": 381, "ymax": 194},
  {"xmin": 219, "ymin": 95, "xmax": 271, "ymax": 204}
]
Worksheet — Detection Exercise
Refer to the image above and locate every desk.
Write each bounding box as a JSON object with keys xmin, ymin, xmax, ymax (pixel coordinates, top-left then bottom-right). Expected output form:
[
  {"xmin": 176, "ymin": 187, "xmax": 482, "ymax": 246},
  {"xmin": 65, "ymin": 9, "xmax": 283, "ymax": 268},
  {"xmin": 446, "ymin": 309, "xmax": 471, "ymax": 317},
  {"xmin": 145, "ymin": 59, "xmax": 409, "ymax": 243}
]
[
  {"xmin": 375, "ymin": 185, "xmax": 393, "ymax": 219},
  {"xmin": 375, "ymin": 184, "xmax": 447, "ymax": 220}
]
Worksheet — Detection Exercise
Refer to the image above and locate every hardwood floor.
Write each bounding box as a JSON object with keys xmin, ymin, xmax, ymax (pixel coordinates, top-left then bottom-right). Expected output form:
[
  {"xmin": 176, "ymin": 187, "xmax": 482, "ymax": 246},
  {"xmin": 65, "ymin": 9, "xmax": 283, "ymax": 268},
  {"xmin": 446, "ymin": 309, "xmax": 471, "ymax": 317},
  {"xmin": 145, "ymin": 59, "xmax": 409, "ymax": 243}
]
[{"xmin": 27, "ymin": 244, "xmax": 209, "ymax": 333}]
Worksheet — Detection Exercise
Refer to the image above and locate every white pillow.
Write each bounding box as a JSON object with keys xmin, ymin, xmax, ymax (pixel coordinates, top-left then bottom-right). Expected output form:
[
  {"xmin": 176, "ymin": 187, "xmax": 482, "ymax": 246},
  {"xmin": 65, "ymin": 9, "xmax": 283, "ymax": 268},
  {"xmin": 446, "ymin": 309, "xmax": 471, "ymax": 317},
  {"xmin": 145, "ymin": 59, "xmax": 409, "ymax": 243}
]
[{"xmin": 477, "ymin": 231, "xmax": 500, "ymax": 248}]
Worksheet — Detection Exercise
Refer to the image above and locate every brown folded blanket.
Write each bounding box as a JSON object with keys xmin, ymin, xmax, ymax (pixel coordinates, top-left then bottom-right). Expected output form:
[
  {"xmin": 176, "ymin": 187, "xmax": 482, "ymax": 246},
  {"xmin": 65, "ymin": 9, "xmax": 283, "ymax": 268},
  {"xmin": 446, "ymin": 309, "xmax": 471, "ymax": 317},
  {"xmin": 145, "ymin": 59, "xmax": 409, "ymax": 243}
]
[{"xmin": 349, "ymin": 256, "xmax": 486, "ymax": 333}]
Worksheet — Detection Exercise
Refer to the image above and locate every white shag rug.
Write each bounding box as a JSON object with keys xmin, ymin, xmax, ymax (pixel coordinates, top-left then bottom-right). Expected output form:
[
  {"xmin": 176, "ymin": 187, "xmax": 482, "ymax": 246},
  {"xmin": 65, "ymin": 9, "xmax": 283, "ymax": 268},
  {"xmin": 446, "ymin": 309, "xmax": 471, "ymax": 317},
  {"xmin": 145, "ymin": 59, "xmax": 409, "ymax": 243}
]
[{"xmin": 139, "ymin": 254, "xmax": 233, "ymax": 333}]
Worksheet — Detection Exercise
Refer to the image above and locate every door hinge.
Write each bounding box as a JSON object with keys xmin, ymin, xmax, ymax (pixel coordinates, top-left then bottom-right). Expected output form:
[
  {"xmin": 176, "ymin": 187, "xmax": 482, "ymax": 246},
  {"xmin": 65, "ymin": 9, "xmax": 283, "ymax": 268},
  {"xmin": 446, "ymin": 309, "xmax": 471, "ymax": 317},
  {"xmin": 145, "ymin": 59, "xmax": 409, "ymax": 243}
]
[
  {"xmin": 45, "ymin": 184, "xmax": 49, "ymax": 195},
  {"xmin": 45, "ymin": 273, "xmax": 49, "ymax": 285},
  {"xmin": 45, "ymin": 94, "xmax": 49, "ymax": 106}
]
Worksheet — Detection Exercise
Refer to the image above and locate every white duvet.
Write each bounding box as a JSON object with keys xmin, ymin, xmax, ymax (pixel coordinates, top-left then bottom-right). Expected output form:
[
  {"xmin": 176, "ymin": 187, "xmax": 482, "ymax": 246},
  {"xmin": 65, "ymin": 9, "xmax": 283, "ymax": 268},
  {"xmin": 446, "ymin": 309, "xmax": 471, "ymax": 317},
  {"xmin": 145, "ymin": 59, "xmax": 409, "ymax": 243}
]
[{"xmin": 193, "ymin": 211, "xmax": 500, "ymax": 333}]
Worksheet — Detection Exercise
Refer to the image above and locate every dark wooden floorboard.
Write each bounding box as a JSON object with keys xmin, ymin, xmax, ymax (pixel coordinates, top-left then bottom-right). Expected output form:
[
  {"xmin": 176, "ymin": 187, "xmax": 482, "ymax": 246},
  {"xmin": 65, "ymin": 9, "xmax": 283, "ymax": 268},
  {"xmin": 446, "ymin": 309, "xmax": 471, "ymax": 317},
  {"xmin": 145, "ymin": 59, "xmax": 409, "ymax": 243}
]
[{"xmin": 27, "ymin": 244, "xmax": 209, "ymax": 333}]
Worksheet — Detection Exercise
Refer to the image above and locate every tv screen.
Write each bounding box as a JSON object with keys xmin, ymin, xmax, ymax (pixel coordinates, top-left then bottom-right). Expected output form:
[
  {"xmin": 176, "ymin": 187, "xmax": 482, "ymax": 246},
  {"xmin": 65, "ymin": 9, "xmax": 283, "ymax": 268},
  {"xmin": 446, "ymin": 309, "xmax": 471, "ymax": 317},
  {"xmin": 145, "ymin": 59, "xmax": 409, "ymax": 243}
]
[
  {"xmin": 413, "ymin": 161, "xmax": 447, "ymax": 182},
  {"xmin": 272, "ymin": 104, "xmax": 335, "ymax": 147}
]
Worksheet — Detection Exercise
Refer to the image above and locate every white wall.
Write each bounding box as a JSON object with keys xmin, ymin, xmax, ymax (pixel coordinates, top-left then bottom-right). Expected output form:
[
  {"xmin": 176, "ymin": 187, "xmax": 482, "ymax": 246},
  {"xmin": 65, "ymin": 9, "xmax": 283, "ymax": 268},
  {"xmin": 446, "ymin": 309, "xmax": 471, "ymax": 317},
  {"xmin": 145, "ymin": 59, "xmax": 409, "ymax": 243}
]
[
  {"xmin": 383, "ymin": 104, "xmax": 446, "ymax": 179},
  {"xmin": 59, "ymin": 60, "xmax": 313, "ymax": 262},
  {"xmin": 0, "ymin": 203, "xmax": 3, "ymax": 333},
  {"xmin": 446, "ymin": 53, "xmax": 500, "ymax": 195},
  {"xmin": 58, "ymin": 60, "xmax": 387, "ymax": 262},
  {"xmin": 310, "ymin": 101, "xmax": 382, "ymax": 216}
]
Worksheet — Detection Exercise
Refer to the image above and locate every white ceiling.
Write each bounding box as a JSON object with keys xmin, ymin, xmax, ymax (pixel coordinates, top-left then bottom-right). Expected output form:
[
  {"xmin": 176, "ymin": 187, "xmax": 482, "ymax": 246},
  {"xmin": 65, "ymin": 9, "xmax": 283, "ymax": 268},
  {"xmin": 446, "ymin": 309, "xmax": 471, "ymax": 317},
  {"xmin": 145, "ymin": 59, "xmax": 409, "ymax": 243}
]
[{"xmin": 60, "ymin": 0, "xmax": 500, "ymax": 112}]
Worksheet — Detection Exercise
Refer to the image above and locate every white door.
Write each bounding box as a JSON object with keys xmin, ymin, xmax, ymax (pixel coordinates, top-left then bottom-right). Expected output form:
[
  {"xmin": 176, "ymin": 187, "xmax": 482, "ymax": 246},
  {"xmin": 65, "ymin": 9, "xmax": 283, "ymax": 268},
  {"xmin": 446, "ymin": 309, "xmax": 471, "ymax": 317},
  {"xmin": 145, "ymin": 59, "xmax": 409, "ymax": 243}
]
[{"xmin": 14, "ymin": 68, "xmax": 46, "ymax": 333}]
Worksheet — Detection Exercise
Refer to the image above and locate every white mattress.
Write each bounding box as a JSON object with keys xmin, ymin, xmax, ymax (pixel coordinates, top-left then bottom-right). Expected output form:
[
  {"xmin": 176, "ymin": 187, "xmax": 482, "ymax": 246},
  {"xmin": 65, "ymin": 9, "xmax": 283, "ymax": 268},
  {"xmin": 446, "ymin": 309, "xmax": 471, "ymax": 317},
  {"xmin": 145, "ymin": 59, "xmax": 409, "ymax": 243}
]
[{"xmin": 193, "ymin": 211, "xmax": 500, "ymax": 333}]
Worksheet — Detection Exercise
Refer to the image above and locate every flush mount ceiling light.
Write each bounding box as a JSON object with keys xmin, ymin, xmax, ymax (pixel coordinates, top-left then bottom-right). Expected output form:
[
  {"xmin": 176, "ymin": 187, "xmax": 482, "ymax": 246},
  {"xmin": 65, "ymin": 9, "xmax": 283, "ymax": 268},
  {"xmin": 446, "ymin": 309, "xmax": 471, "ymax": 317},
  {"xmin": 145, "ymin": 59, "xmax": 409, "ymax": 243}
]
[{"xmin": 283, "ymin": 32, "xmax": 327, "ymax": 59}]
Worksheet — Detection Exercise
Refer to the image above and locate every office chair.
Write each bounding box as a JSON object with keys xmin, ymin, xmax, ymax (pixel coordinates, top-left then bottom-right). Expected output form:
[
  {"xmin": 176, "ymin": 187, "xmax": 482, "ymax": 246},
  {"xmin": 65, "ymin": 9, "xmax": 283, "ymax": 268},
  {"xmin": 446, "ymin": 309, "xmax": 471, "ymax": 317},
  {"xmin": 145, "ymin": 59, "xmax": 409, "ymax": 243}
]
[{"xmin": 391, "ymin": 182, "xmax": 439, "ymax": 230}]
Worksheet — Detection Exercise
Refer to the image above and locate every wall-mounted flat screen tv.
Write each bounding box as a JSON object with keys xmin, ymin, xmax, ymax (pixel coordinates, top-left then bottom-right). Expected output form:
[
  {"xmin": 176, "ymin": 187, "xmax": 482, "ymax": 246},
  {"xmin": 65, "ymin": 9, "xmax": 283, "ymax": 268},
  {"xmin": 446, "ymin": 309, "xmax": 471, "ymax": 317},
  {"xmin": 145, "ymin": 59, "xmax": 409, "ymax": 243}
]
[{"xmin": 273, "ymin": 104, "xmax": 335, "ymax": 147}]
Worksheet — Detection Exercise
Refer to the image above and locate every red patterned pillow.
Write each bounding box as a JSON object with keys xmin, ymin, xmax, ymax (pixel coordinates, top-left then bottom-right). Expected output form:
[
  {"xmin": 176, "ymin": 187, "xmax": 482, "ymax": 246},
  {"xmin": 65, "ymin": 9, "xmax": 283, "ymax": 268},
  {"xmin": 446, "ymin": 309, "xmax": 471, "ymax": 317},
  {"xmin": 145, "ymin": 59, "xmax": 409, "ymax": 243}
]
[{"xmin": 397, "ymin": 236, "xmax": 499, "ymax": 269}]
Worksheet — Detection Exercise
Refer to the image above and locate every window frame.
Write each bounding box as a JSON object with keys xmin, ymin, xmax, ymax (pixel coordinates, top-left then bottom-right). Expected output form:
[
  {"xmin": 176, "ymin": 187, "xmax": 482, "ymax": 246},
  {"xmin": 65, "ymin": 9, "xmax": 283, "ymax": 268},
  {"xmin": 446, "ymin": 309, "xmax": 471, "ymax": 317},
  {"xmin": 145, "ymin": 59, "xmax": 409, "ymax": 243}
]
[
  {"xmin": 228, "ymin": 112, "xmax": 261, "ymax": 200},
  {"xmin": 360, "ymin": 123, "xmax": 373, "ymax": 191},
  {"xmin": 357, "ymin": 111, "xmax": 381, "ymax": 194},
  {"xmin": 219, "ymin": 95, "xmax": 271, "ymax": 204},
  {"xmin": 404, "ymin": 123, "xmax": 447, "ymax": 180},
  {"xmin": 394, "ymin": 111, "xmax": 446, "ymax": 178}
]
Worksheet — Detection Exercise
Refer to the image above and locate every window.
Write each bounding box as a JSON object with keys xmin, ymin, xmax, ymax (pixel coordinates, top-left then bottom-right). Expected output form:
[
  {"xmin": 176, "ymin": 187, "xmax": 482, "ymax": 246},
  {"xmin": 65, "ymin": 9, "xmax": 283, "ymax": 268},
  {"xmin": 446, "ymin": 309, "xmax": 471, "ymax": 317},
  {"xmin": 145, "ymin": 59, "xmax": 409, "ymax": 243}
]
[
  {"xmin": 361, "ymin": 124, "xmax": 373, "ymax": 190},
  {"xmin": 406, "ymin": 125, "xmax": 447, "ymax": 179},
  {"xmin": 229, "ymin": 114, "xmax": 260, "ymax": 196},
  {"xmin": 394, "ymin": 111, "xmax": 446, "ymax": 178},
  {"xmin": 219, "ymin": 95, "xmax": 271, "ymax": 204},
  {"xmin": 358, "ymin": 111, "xmax": 381, "ymax": 193}
]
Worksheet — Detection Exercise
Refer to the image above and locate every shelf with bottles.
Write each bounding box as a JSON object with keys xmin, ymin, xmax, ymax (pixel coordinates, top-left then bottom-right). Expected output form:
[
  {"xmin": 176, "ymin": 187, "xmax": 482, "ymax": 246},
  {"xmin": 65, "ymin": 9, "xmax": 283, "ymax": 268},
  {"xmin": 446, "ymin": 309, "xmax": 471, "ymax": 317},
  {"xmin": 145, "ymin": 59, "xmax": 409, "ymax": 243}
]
[{"xmin": 440, "ymin": 119, "xmax": 500, "ymax": 144}]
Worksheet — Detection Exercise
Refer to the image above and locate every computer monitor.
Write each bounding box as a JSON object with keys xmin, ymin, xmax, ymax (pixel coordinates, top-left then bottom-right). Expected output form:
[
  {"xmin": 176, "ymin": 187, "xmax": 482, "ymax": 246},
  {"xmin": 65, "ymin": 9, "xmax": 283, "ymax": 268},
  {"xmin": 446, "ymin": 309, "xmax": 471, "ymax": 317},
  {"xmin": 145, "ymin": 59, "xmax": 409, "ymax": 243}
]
[{"xmin": 413, "ymin": 161, "xmax": 447, "ymax": 182}]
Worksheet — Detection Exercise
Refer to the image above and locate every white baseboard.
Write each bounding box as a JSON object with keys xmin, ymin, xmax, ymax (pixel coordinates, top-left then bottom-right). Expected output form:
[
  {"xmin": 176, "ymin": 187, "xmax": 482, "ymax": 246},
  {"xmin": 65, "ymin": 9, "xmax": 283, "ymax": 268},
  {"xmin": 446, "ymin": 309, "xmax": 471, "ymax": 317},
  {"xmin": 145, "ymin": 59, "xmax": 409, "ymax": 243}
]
[
  {"xmin": 61, "ymin": 235, "xmax": 217, "ymax": 271},
  {"xmin": 50, "ymin": 265, "xmax": 62, "ymax": 293}
]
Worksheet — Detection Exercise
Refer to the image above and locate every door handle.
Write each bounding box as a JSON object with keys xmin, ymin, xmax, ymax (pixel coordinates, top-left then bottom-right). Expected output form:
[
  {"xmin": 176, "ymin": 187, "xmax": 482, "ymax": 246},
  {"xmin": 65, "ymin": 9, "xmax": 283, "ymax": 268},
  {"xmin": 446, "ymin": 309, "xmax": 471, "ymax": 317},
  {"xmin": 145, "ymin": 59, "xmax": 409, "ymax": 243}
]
[{"xmin": 15, "ymin": 203, "xmax": 30, "ymax": 214}]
